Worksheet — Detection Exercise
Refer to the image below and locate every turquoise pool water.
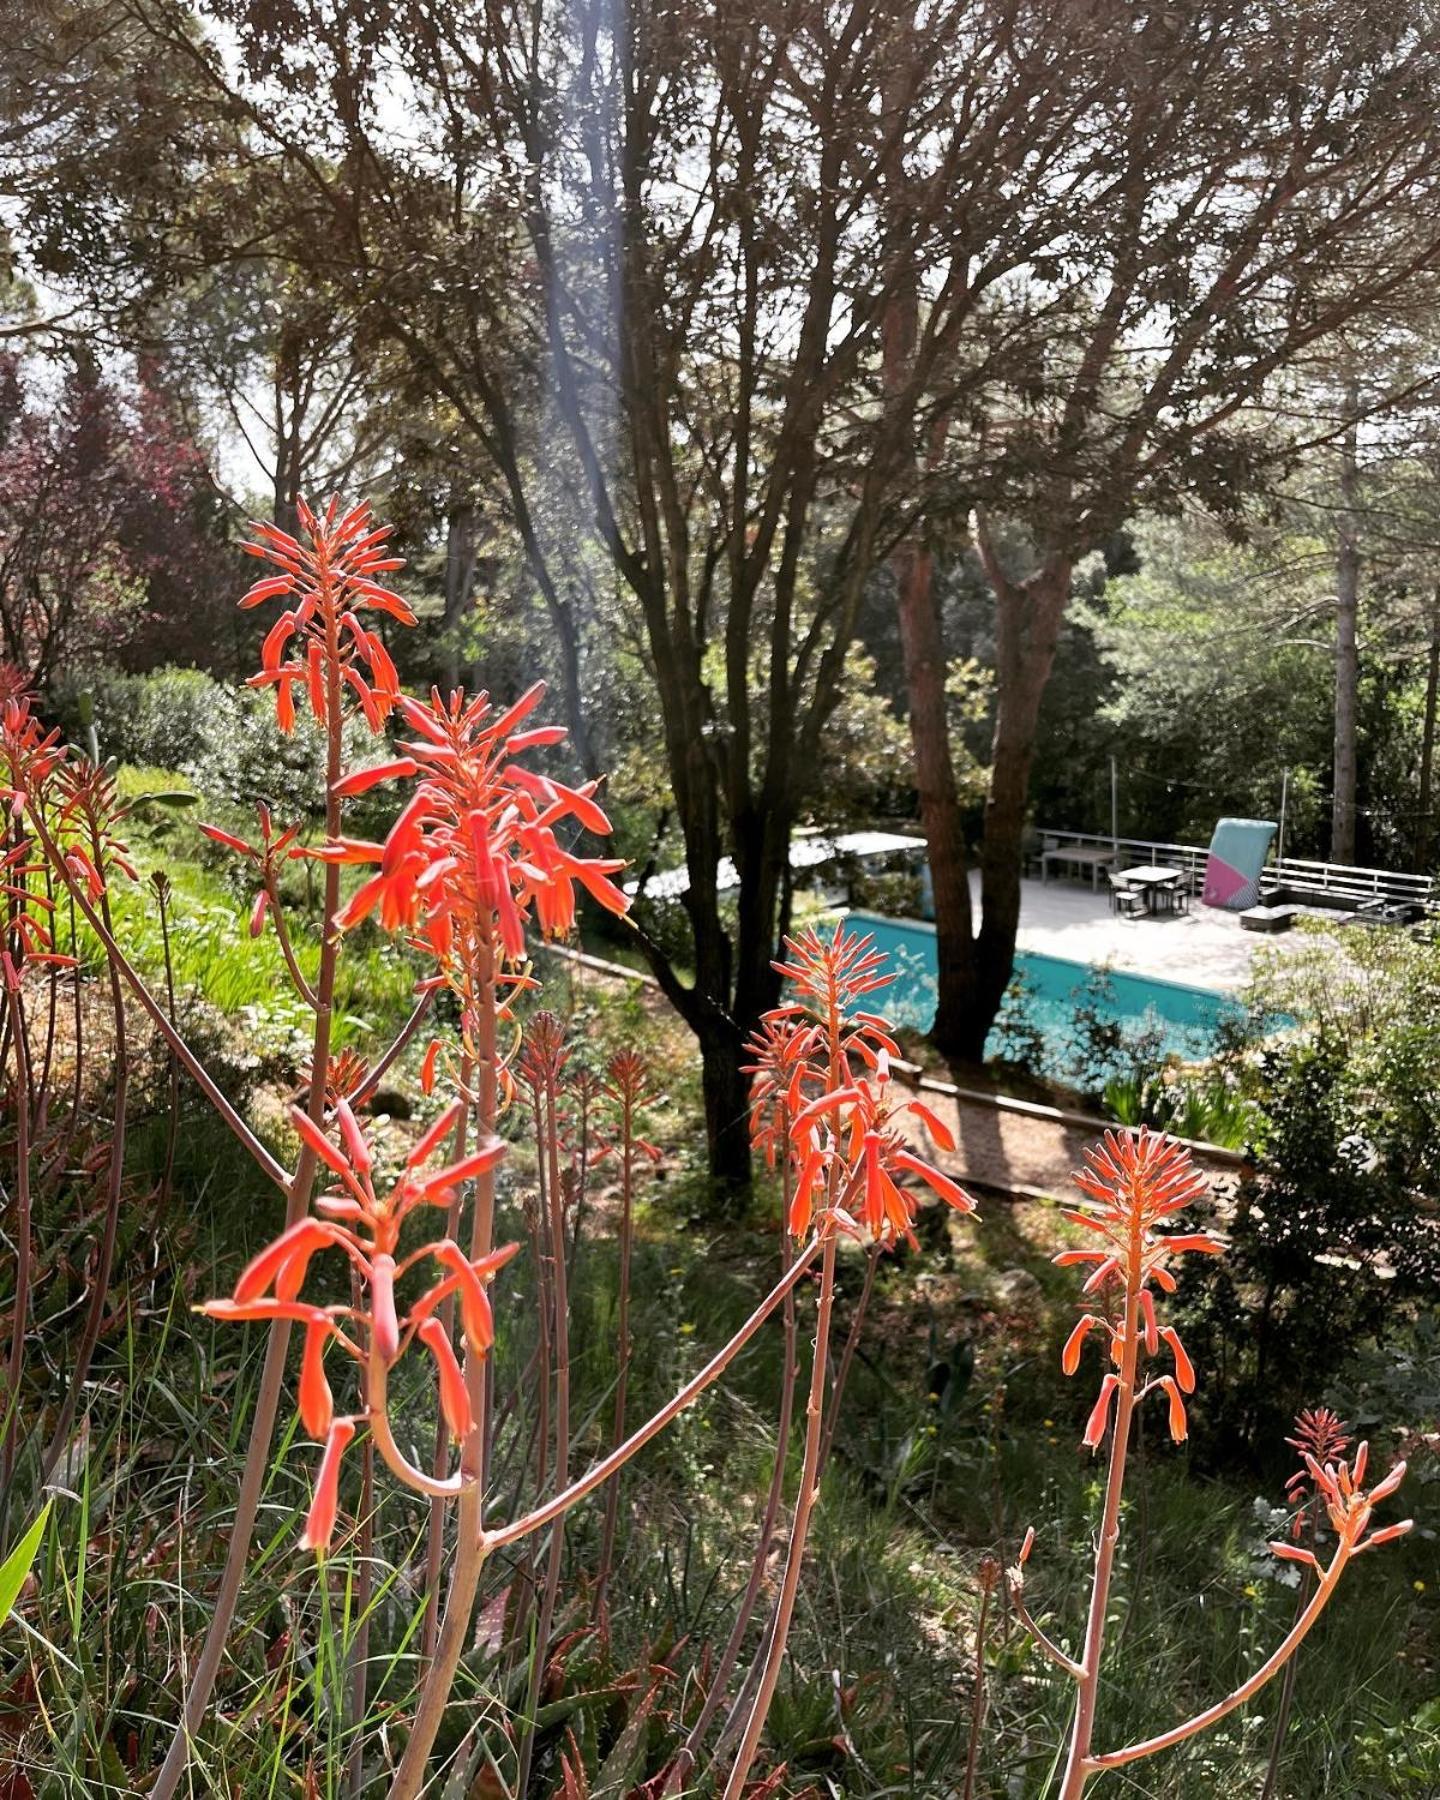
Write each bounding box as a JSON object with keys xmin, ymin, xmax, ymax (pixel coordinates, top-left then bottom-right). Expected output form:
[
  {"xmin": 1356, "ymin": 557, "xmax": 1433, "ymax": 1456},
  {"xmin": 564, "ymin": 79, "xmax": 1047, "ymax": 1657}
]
[{"xmin": 841, "ymin": 910, "xmax": 1239, "ymax": 1074}]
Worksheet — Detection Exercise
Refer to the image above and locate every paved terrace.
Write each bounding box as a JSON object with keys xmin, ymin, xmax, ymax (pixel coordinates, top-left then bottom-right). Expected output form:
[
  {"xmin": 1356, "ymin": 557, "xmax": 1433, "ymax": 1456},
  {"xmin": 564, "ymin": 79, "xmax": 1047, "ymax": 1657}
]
[{"xmin": 1005, "ymin": 872, "xmax": 1292, "ymax": 992}]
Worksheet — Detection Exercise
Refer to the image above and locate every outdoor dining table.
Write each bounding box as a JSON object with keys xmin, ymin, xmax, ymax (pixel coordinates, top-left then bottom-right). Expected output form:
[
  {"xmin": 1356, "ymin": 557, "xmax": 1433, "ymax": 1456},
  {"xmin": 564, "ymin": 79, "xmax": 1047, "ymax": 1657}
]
[
  {"xmin": 1115, "ymin": 865, "xmax": 1184, "ymax": 913},
  {"xmin": 1040, "ymin": 843, "xmax": 1118, "ymax": 890}
]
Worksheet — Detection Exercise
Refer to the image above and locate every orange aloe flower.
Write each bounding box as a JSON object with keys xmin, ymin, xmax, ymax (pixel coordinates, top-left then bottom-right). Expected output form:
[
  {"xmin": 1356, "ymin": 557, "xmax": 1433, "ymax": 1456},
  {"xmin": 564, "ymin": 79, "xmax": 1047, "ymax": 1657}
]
[
  {"xmin": 198, "ymin": 801, "xmax": 304, "ymax": 939},
  {"xmin": 201, "ymin": 1100, "xmax": 519, "ymax": 1549},
  {"xmin": 239, "ymin": 496, "xmax": 413, "ymax": 733},
  {"xmin": 1055, "ymin": 1128, "xmax": 1215, "ymax": 1446},
  {"xmin": 0, "ymin": 692, "xmax": 64, "ymax": 817},
  {"xmin": 1267, "ymin": 1438, "xmax": 1411, "ymax": 1571},
  {"xmin": 302, "ymin": 1419, "xmax": 357, "ymax": 1554},
  {"xmin": 0, "ymin": 696, "xmax": 79, "ymax": 967},
  {"xmin": 752, "ymin": 925, "xmax": 975, "ymax": 1246},
  {"xmin": 319, "ymin": 683, "xmax": 628, "ymax": 984}
]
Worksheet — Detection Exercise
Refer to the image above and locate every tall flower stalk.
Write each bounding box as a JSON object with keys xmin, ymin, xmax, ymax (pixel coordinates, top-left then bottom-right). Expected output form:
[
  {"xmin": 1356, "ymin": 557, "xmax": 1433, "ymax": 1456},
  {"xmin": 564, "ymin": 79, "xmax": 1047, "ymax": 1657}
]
[
  {"xmin": 723, "ymin": 927, "xmax": 975, "ymax": 1797},
  {"xmin": 514, "ymin": 1012, "xmax": 575, "ymax": 1800},
  {"xmin": 1009, "ymin": 1129, "xmax": 1412, "ymax": 1799},
  {"xmin": 40, "ymin": 760, "xmax": 135, "ymax": 1482},
  {"xmin": 592, "ymin": 1047, "xmax": 660, "ymax": 1631},
  {"xmin": 1, "ymin": 952, "xmax": 31, "ymax": 1498},
  {"xmin": 1260, "ymin": 1407, "xmax": 1354, "ymax": 1800},
  {"xmin": 663, "ymin": 1015, "xmax": 810, "ymax": 1795},
  {"xmin": 158, "ymin": 500, "xmax": 413, "ymax": 1799}
]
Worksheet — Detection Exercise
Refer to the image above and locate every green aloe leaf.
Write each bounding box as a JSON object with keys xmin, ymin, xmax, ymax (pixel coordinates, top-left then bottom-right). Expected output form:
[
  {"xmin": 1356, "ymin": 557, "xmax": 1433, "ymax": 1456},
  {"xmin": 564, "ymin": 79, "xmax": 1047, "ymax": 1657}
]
[{"xmin": 0, "ymin": 1500, "xmax": 51, "ymax": 1628}]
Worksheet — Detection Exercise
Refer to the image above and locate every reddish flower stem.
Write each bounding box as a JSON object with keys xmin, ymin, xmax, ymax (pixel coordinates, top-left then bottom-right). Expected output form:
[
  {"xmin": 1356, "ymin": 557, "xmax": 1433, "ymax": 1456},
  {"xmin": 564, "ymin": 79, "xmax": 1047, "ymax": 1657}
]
[
  {"xmin": 664, "ymin": 1160, "xmax": 800, "ymax": 1796},
  {"xmin": 421, "ymin": 1061, "xmax": 473, "ymax": 1663},
  {"xmin": 151, "ymin": 569, "xmax": 347, "ymax": 1800},
  {"xmin": 355, "ymin": 990, "xmax": 434, "ymax": 1108},
  {"xmin": 1260, "ymin": 1553, "xmax": 1313, "ymax": 1800},
  {"xmin": 817, "ymin": 1242, "xmax": 879, "ymax": 1474},
  {"xmin": 507, "ymin": 1128, "xmax": 552, "ymax": 1675},
  {"xmin": 389, "ymin": 933, "xmax": 498, "ymax": 1800},
  {"xmin": 515, "ymin": 1059, "xmax": 573, "ymax": 1800},
  {"xmin": 153, "ymin": 878, "xmax": 182, "ymax": 1221},
  {"xmin": 1057, "ymin": 1242, "xmax": 1143, "ymax": 1800},
  {"xmin": 41, "ymin": 885, "xmax": 128, "ymax": 1482},
  {"xmin": 1, "ymin": 973, "xmax": 31, "ymax": 1494},
  {"xmin": 264, "ymin": 873, "xmax": 320, "ymax": 1010},
  {"xmin": 722, "ymin": 979, "xmax": 854, "ymax": 1797},
  {"xmin": 348, "ymin": 1362, "xmax": 375, "ymax": 1800},
  {"xmin": 482, "ymin": 1244, "xmax": 820, "ymax": 1554},
  {"xmin": 722, "ymin": 1230, "xmax": 838, "ymax": 1799},
  {"xmin": 1088, "ymin": 1542, "xmax": 1356, "ymax": 1775},
  {"xmin": 36, "ymin": 865, "xmax": 59, "ymax": 1108},
  {"xmin": 962, "ymin": 1573, "xmax": 995, "ymax": 1800},
  {"xmin": 594, "ymin": 1081, "xmax": 636, "ymax": 1630}
]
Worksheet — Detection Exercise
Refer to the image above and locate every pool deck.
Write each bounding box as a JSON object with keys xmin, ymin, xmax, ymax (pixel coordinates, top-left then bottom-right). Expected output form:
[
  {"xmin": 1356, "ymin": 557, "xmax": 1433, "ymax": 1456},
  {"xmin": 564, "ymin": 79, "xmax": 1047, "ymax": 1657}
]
[{"xmin": 1007, "ymin": 874, "xmax": 1289, "ymax": 993}]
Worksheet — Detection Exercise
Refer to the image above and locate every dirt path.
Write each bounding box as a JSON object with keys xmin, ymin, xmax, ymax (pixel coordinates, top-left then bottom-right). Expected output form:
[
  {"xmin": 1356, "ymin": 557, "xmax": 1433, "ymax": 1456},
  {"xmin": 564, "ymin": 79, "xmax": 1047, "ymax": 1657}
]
[{"xmin": 908, "ymin": 1079, "xmax": 1245, "ymax": 1205}]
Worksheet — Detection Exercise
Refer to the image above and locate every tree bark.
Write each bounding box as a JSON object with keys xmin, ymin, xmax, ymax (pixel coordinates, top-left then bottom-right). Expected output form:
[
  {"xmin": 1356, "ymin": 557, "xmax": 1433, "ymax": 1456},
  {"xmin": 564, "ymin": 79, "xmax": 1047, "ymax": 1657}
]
[
  {"xmin": 893, "ymin": 540, "xmax": 979, "ymax": 1053},
  {"xmin": 1418, "ymin": 590, "xmax": 1440, "ymax": 869},
  {"xmin": 698, "ymin": 1015, "xmax": 753, "ymax": 1192},
  {"xmin": 905, "ymin": 544, "xmax": 1072, "ymax": 1066},
  {"xmin": 272, "ymin": 322, "xmax": 302, "ymax": 536},
  {"xmin": 1330, "ymin": 389, "xmax": 1361, "ymax": 866},
  {"xmin": 968, "ymin": 558, "xmax": 1072, "ymax": 1047},
  {"xmin": 441, "ymin": 502, "xmax": 478, "ymax": 691}
]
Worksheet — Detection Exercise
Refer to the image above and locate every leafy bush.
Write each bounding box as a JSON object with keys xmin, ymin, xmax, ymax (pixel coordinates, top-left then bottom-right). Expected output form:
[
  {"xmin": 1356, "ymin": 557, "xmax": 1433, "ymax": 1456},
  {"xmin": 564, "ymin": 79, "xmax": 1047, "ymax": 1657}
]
[
  {"xmin": 1103, "ymin": 1067, "xmax": 1257, "ymax": 1148},
  {"xmin": 847, "ymin": 865, "xmax": 924, "ymax": 917},
  {"xmin": 1176, "ymin": 1032, "xmax": 1440, "ymax": 1459},
  {"xmin": 992, "ymin": 969, "xmax": 1047, "ymax": 1073},
  {"xmin": 47, "ymin": 664, "xmax": 380, "ymax": 824},
  {"xmin": 1067, "ymin": 967, "xmax": 1168, "ymax": 1097}
]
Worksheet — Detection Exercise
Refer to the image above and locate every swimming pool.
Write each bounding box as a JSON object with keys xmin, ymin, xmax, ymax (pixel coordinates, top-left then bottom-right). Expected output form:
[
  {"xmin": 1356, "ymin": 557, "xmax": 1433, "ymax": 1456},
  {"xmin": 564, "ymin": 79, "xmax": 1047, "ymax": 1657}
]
[{"xmin": 840, "ymin": 910, "xmax": 1239, "ymax": 1075}]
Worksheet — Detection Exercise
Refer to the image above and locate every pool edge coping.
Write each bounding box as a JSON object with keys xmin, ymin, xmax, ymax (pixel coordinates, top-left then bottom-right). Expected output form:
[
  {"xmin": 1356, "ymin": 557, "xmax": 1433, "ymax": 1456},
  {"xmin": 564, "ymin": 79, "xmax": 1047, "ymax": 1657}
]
[{"xmin": 538, "ymin": 942, "xmax": 1252, "ymax": 1174}]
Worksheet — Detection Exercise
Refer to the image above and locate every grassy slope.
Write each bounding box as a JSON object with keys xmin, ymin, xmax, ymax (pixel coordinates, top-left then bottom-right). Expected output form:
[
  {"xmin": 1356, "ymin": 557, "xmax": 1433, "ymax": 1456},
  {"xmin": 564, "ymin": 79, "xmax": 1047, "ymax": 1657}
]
[{"xmin": 2, "ymin": 785, "xmax": 1435, "ymax": 1797}]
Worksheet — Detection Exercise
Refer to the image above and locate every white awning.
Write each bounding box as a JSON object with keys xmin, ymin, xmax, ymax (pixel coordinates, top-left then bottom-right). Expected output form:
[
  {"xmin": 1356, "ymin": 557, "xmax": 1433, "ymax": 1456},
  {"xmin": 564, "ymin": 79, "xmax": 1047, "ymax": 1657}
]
[{"xmin": 624, "ymin": 830, "xmax": 926, "ymax": 902}]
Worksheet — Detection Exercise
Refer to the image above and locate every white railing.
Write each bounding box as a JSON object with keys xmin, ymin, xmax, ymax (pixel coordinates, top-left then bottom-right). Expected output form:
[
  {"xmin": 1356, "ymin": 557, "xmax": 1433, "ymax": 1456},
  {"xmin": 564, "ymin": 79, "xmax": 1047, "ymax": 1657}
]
[
  {"xmin": 1261, "ymin": 856, "xmax": 1433, "ymax": 908},
  {"xmin": 1036, "ymin": 829, "xmax": 1209, "ymax": 889},
  {"xmin": 1036, "ymin": 828, "xmax": 1436, "ymax": 911}
]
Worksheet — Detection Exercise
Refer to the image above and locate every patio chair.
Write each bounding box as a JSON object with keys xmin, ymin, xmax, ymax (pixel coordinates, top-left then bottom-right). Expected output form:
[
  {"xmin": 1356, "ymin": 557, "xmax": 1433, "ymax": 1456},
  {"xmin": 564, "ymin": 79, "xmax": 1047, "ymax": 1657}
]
[
  {"xmin": 1021, "ymin": 825, "xmax": 1045, "ymax": 878},
  {"xmin": 1107, "ymin": 871, "xmax": 1144, "ymax": 917},
  {"xmin": 1158, "ymin": 873, "xmax": 1188, "ymax": 915}
]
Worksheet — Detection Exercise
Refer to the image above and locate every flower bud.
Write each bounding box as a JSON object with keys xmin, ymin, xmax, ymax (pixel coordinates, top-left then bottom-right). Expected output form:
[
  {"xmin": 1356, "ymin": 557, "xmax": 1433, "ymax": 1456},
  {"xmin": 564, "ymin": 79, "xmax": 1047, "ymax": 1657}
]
[{"xmin": 301, "ymin": 1418, "xmax": 355, "ymax": 1555}]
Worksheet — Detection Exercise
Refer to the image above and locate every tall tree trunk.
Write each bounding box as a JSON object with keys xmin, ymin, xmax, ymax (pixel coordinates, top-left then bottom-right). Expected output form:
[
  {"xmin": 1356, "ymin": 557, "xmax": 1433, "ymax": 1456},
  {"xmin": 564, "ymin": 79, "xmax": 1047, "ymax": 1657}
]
[
  {"xmin": 441, "ymin": 502, "xmax": 478, "ymax": 691},
  {"xmin": 272, "ymin": 324, "xmax": 303, "ymax": 536},
  {"xmin": 880, "ymin": 88, "xmax": 985, "ymax": 1063},
  {"xmin": 698, "ymin": 1016, "xmax": 752, "ymax": 1193},
  {"xmin": 1331, "ymin": 390, "xmax": 1361, "ymax": 866},
  {"xmin": 1418, "ymin": 590, "xmax": 1440, "ymax": 870},
  {"xmin": 893, "ymin": 539, "xmax": 979, "ymax": 1053},
  {"xmin": 895, "ymin": 537, "xmax": 1071, "ymax": 1065},
  {"xmin": 731, "ymin": 805, "xmax": 789, "ymax": 1033},
  {"xmin": 963, "ymin": 555, "xmax": 1072, "ymax": 1060}
]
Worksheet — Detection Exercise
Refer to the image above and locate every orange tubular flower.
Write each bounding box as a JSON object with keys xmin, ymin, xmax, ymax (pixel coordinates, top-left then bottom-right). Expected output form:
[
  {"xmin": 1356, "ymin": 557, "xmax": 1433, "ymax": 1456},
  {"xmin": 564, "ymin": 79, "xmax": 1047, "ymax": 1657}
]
[
  {"xmin": 302, "ymin": 1418, "xmax": 358, "ymax": 1555},
  {"xmin": 238, "ymin": 496, "xmax": 414, "ymax": 734},
  {"xmin": 1285, "ymin": 1406, "xmax": 1351, "ymax": 1509},
  {"xmin": 319, "ymin": 686, "xmax": 628, "ymax": 1014},
  {"xmin": 748, "ymin": 925, "xmax": 976, "ymax": 1248},
  {"xmin": 1266, "ymin": 1439, "xmax": 1411, "ymax": 1571},
  {"xmin": 1054, "ymin": 1128, "xmax": 1213, "ymax": 1449},
  {"xmin": 200, "ymin": 1101, "xmax": 520, "ymax": 1534},
  {"xmin": 199, "ymin": 802, "xmax": 304, "ymax": 937},
  {"xmin": 0, "ymin": 693, "xmax": 64, "ymax": 818},
  {"xmin": 1017, "ymin": 1129, "xmax": 1414, "ymax": 1800}
]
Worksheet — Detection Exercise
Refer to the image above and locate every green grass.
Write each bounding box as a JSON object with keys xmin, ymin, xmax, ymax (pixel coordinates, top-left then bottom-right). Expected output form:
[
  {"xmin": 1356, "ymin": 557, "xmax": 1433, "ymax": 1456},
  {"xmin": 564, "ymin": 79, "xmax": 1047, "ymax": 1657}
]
[
  {"xmin": 4, "ymin": 1136, "xmax": 1435, "ymax": 1795},
  {"xmin": 74, "ymin": 765, "xmax": 426, "ymax": 1057}
]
